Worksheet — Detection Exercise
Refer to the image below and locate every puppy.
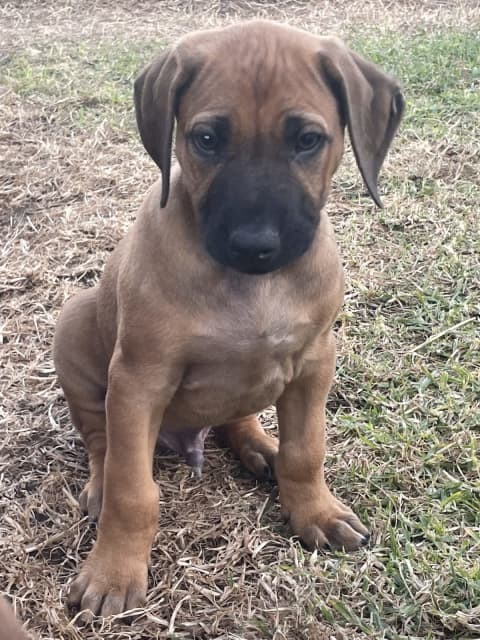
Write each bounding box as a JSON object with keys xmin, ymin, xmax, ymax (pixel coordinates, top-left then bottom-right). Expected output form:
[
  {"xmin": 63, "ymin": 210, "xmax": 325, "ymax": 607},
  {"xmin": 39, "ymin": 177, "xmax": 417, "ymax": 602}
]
[{"xmin": 54, "ymin": 20, "xmax": 404, "ymax": 616}]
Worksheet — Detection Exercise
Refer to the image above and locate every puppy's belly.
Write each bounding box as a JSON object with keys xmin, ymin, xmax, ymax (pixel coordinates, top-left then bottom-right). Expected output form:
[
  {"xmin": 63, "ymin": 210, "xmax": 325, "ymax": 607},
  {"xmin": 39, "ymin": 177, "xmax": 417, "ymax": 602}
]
[{"xmin": 163, "ymin": 357, "xmax": 294, "ymax": 428}]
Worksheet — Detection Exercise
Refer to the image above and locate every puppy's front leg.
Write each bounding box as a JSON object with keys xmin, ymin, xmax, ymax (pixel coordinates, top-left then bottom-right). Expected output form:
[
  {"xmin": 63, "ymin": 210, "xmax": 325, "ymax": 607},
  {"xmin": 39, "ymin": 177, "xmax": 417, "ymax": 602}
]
[
  {"xmin": 69, "ymin": 354, "xmax": 176, "ymax": 617},
  {"xmin": 276, "ymin": 332, "xmax": 369, "ymax": 551}
]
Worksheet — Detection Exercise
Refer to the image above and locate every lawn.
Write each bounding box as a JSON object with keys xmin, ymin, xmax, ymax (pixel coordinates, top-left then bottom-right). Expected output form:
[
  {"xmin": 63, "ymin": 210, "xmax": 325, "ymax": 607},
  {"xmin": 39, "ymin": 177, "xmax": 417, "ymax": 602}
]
[{"xmin": 1, "ymin": 1, "xmax": 479, "ymax": 639}]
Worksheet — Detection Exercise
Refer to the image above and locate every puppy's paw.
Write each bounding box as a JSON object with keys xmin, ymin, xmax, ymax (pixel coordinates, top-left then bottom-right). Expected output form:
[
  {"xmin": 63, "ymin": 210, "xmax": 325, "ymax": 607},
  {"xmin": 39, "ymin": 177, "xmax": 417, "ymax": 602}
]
[
  {"xmin": 79, "ymin": 477, "xmax": 103, "ymax": 521},
  {"xmin": 240, "ymin": 438, "xmax": 278, "ymax": 481},
  {"xmin": 68, "ymin": 545, "xmax": 148, "ymax": 619},
  {"xmin": 283, "ymin": 492, "xmax": 369, "ymax": 551}
]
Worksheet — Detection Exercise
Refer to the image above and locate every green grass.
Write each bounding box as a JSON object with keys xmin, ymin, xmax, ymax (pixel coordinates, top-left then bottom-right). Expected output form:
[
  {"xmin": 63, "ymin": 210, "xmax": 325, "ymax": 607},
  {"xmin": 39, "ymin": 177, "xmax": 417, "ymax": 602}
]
[
  {"xmin": 3, "ymin": 29, "xmax": 479, "ymax": 140},
  {"xmin": 2, "ymin": 19, "xmax": 479, "ymax": 640},
  {"xmin": 325, "ymin": 31, "xmax": 480, "ymax": 630},
  {"xmin": 2, "ymin": 40, "xmax": 160, "ymax": 129},
  {"xmin": 322, "ymin": 31, "xmax": 480, "ymax": 637}
]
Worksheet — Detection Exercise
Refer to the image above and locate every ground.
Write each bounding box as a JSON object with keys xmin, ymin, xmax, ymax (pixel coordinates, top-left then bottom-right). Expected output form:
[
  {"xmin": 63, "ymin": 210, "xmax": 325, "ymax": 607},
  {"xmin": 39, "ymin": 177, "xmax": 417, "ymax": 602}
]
[{"xmin": 0, "ymin": 1, "xmax": 479, "ymax": 639}]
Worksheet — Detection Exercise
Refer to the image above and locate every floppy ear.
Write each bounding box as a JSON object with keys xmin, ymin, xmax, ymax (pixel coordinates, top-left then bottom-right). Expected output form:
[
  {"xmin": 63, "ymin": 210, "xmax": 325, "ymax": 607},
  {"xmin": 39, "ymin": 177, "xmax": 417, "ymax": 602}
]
[
  {"xmin": 319, "ymin": 40, "xmax": 405, "ymax": 207},
  {"xmin": 134, "ymin": 47, "xmax": 198, "ymax": 207}
]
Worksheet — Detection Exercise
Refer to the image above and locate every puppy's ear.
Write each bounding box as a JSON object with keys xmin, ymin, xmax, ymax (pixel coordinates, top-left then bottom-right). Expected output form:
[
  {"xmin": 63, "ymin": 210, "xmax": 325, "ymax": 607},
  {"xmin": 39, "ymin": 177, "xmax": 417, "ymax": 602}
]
[
  {"xmin": 319, "ymin": 40, "xmax": 405, "ymax": 207},
  {"xmin": 134, "ymin": 47, "xmax": 198, "ymax": 207}
]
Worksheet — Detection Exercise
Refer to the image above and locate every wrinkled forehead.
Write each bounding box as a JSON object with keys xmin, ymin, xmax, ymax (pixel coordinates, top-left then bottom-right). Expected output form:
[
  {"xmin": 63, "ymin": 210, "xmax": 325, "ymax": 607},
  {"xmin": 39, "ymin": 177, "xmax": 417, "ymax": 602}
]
[{"xmin": 177, "ymin": 31, "xmax": 340, "ymax": 135}]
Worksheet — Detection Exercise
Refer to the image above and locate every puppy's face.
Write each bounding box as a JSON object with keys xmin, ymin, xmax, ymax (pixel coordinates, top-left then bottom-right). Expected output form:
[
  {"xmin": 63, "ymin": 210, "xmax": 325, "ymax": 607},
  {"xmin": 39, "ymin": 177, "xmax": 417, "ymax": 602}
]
[
  {"xmin": 175, "ymin": 28, "xmax": 345, "ymax": 274},
  {"xmin": 135, "ymin": 21, "xmax": 404, "ymax": 274}
]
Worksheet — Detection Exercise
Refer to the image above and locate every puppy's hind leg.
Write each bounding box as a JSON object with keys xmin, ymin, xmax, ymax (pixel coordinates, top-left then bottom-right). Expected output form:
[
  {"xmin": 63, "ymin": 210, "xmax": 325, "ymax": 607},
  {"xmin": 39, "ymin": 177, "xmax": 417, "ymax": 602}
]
[
  {"xmin": 70, "ymin": 404, "xmax": 106, "ymax": 520},
  {"xmin": 215, "ymin": 415, "xmax": 278, "ymax": 480},
  {"xmin": 54, "ymin": 288, "xmax": 109, "ymax": 520}
]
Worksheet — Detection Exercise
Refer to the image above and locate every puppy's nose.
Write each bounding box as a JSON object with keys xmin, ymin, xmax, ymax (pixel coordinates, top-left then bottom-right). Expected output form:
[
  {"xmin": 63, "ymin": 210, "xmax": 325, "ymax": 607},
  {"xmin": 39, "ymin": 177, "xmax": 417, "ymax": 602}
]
[{"xmin": 229, "ymin": 228, "xmax": 280, "ymax": 261}]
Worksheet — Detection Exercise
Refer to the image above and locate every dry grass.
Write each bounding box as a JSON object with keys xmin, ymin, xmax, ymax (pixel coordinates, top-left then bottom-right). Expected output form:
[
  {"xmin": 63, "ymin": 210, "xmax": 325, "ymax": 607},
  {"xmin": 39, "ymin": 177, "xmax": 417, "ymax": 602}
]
[
  {"xmin": 1, "ymin": 0, "xmax": 480, "ymax": 47},
  {"xmin": 1, "ymin": 1, "xmax": 479, "ymax": 639}
]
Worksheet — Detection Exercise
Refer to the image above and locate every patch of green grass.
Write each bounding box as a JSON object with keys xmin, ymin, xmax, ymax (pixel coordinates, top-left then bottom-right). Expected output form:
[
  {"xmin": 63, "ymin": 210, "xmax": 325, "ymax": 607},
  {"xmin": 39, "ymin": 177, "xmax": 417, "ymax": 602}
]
[
  {"xmin": 317, "ymin": 28, "xmax": 479, "ymax": 640},
  {"xmin": 3, "ymin": 29, "xmax": 479, "ymax": 142},
  {"xmin": 325, "ymin": 125, "xmax": 479, "ymax": 633},
  {"xmin": 2, "ymin": 40, "xmax": 161, "ymax": 130}
]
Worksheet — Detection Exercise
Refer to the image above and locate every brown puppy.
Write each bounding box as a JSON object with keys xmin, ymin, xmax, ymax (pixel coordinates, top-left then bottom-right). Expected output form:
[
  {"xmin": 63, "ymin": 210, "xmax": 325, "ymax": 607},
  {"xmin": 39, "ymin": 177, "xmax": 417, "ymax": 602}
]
[{"xmin": 54, "ymin": 20, "xmax": 404, "ymax": 616}]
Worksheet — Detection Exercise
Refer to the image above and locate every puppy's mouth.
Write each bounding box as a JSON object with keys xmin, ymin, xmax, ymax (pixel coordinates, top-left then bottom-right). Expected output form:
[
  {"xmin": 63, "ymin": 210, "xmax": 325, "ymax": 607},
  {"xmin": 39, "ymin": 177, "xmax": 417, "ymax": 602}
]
[
  {"xmin": 226, "ymin": 255, "xmax": 281, "ymax": 275},
  {"xmin": 205, "ymin": 242, "xmax": 280, "ymax": 274}
]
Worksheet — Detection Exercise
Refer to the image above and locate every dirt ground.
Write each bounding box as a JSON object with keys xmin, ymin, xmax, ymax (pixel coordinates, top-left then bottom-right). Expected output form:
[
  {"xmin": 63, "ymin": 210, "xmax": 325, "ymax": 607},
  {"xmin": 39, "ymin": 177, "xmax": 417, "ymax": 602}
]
[{"xmin": 1, "ymin": 1, "xmax": 479, "ymax": 639}]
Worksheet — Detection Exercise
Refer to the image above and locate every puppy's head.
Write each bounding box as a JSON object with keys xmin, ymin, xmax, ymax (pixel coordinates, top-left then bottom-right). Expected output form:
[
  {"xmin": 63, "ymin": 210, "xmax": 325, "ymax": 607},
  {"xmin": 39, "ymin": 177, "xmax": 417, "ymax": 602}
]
[{"xmin": 135, "ymin": 21, "xmax": 404, "ymax": 275}]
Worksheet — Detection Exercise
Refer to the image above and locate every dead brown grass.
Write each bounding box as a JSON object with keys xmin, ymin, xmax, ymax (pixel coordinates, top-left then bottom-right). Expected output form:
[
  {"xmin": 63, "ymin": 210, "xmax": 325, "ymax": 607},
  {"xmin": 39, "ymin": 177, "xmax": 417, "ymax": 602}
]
[
  {"xmin": 2, "ymin": 0, "xmax": 479, "ymax": 49},
  {"xmin": 1, "ymin": 2, "xmax": 479, "ymax": 639}
]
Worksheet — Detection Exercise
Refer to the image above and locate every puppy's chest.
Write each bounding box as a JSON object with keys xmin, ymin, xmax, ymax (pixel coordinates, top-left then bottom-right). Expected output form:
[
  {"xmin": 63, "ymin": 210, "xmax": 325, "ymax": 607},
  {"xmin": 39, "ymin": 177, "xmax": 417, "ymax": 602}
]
[
  {"xmin": 186, "ymin": 321, "xmax": 311, "ymax": 378},
  {"xmin": 174, "ymin": 309, "xmax": 316, "ymax": 423}
]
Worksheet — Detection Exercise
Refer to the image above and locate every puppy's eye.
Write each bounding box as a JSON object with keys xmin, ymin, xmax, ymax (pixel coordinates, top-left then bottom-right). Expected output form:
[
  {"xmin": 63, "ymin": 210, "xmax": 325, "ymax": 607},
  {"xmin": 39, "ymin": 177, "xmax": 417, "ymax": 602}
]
[
  {"xmin": 295, "ymin": 131, "xmax": 324, "ymax": 154},
  {"xmin": 192, "ymin": 128, "xmax": 219, "ymax": 154}
]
